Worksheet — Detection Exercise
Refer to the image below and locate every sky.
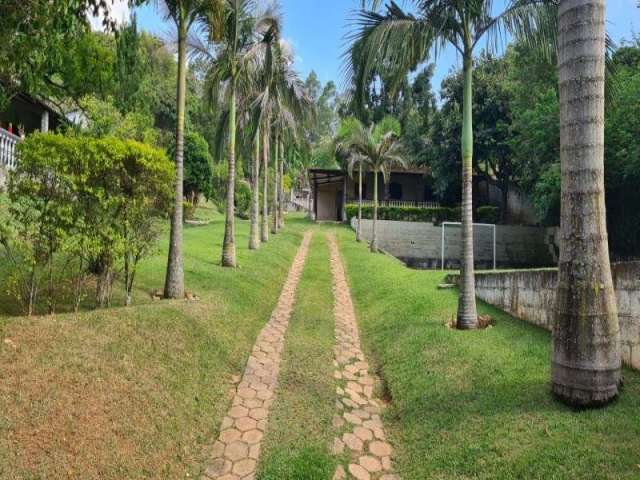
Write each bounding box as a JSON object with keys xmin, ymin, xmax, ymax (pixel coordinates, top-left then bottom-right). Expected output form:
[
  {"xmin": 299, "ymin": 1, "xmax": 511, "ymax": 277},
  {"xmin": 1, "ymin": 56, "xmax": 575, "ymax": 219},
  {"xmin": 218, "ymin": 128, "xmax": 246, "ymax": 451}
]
[{"xmin": 100, "ymin": 0, "xmax": 640, "ymax": 97}]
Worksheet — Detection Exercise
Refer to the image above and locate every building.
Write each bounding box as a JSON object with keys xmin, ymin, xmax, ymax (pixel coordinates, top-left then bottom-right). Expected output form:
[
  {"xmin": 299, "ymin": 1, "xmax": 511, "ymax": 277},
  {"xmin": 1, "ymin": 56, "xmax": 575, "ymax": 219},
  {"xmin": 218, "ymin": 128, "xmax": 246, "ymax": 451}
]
[
  {"xmin": 309, "ymin": 167, "xmax": 439, "ymax": 221},
  {"xmin": 0, "ymin": 92, "xmax": 62, "ymax": 188}
]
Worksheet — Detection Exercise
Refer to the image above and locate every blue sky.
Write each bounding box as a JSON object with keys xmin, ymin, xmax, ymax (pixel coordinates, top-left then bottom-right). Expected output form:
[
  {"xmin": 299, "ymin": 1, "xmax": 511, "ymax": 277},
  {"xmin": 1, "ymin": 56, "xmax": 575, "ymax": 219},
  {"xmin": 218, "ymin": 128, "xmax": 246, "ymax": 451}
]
[{"xmin": 132, "ymin": 0, "xmax": 640, "ymax": 96}]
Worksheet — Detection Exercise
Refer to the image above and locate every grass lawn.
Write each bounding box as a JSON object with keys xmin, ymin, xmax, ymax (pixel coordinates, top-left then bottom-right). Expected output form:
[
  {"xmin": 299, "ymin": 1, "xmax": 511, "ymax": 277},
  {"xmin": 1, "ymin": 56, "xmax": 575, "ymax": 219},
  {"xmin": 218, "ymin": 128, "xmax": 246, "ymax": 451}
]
[
  {"xmin": 331, "ymin": 224, "xmax": 640, "ymax": 480},
  {"xmin": 257, "ymin": 233, "xmax": 337, "ymax": 480},
  {"xmin": 0, "ymin": 210, "xmax": 312, "ymax": 479}
]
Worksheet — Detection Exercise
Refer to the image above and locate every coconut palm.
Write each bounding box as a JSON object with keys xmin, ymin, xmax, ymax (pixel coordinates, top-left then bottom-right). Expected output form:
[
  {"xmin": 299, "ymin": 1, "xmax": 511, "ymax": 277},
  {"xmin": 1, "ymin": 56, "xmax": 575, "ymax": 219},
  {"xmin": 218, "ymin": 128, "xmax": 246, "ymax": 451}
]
[
  {"xmin": 344, "ymin": 117, "xmax": 406, "ymax": 253},
  {"xmin": 196, "ymin": 0, "xmax": 278, "ymax": 267},
  {"xmin": 552, "ymin": 0, "xmax": 621, "ymax": 407},
  {"xmin": 160, "ymin": 0, "xmax": 222, "ymax": 298},
  {"xmin": 349, "ymin": 0, "xmax": 556, "ymax": 329}
]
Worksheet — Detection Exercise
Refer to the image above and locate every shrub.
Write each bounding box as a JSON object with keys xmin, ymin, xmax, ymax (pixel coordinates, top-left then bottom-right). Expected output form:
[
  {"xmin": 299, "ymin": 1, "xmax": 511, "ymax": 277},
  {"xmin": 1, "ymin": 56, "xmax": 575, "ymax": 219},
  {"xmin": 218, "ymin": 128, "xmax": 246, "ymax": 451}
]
[
  {"xmin": 476, "ymin": 206, "xmax": 501, "ymax": 224},
  {"xmin": 2, "ymin": 133, "xmax": 173, "ymax": 314},
  {"xmin": 183, "ymin": 201, "xmax": 196, "ymax": 221},
  {"xmin": 345, "ymin": 205, "xmax": 461, "ymax": 225},
  {"xmin": 235, "ymin": 180, "xmax": 251, "ymax": 219}
]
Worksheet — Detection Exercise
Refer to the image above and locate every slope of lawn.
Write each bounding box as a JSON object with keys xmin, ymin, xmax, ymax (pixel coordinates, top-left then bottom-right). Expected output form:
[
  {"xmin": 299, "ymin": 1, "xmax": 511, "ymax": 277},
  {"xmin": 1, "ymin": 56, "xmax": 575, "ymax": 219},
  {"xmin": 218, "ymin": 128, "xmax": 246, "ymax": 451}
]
[
  {"xmin": 257, "ymin": 233, "xmax": 337, "ymax": 480},
  {"xmin": 333, "ymin": 225, "xmax": 640, "ymax": 480},
  {"xmin": 0, "ymin": 210, "xmax": 312, "ymax": 479}
]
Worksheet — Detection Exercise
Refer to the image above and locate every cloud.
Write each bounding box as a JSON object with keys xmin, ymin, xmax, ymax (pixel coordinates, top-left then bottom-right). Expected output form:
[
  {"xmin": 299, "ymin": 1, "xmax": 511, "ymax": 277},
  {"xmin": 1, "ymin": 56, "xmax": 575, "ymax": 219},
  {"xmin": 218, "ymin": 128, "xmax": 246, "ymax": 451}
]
[{"xmin": 89, "ymin": 0, "xmax": 131, "ymax": 31}]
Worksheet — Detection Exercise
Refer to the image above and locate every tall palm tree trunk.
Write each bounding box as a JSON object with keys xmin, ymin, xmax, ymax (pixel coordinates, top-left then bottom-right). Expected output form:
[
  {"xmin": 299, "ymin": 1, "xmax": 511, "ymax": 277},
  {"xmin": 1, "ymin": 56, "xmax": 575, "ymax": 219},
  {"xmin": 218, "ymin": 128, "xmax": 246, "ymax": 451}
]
[
  {"xmin": 371, "ymin": 169, "xmax": 379, "ymax": 253},
  {"xmin": 343, "ymin": 175, "xmax": 349, "ymax": 222},
  {"xmin": 261, "ymin": 130, "xmax": 270, "ymax": 243},
  {"xmin": 272, "ymin": 136, "xmax": 279, "ymax": 234},
  {"xmin": 278, "ymin": 139, "xmax": 285, "ymax": 229},
  {"xmin": 164, "ymin": 22, "xmax": 187, "ymax": 299},
  {"xmin": 249, "ymin": 129, "xmax": 261, "ymax": 250},
  {"xmin": 552, "ymin": 0, "xmax": 620, "ymax": 407},
  {"xmin": 456, "ymin": 46, "xmax": 479, "ymax": 330},
  {"xmin": 221, "ymin": 80, "xmax": 237, "ymax": 267},
  {"xmin": 356, "ymin": 161, "xmax": 363, "ymax": 242}
]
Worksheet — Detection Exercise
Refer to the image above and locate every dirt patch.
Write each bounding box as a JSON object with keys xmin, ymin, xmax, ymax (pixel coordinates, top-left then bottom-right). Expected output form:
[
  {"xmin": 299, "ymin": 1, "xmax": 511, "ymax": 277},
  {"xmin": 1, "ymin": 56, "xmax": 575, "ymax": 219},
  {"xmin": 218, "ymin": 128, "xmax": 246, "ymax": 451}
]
[{"xmin": 445, "ymin": 314, "xmax": 496, "ymax": 330}]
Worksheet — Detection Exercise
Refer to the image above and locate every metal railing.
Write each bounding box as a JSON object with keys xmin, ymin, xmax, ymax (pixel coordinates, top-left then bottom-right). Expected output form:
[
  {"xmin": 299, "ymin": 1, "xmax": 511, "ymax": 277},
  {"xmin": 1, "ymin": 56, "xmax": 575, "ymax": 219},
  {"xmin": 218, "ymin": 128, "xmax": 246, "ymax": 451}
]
[
  {"xmin": 0, "ymin": 128, "xmax": 20, "ymax": 171},
  {"xmin": 351, "ymin": 199, "xmax": 441, "ymax": 209}
]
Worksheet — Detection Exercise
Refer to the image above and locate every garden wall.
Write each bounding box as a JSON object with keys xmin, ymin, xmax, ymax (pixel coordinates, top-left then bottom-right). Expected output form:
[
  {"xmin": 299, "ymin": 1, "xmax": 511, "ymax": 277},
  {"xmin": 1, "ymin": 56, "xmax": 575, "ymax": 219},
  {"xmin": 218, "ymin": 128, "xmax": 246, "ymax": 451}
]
[
  {"xmin": 351, "ymin": 218, "xmax": 557, "ymax": 269},
  {"xmin": 447, "ymin": 263, "xmax": 640, "ymax": 370}
]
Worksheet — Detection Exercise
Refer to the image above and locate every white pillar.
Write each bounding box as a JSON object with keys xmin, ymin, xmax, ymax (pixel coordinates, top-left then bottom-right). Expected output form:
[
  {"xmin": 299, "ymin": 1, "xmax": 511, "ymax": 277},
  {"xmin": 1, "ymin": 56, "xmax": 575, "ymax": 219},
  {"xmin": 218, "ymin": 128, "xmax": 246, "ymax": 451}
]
[{"xmin": 40, "ymin": 110, "xmax": 49, "ymax": 133}]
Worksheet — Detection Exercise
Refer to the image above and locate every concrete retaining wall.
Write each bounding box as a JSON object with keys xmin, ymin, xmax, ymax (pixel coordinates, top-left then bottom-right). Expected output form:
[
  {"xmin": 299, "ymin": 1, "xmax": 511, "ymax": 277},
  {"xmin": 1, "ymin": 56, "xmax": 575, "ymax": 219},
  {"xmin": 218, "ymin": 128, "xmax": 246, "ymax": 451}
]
[
  {"xmin": 447, "ymin": 263, "xmax": 640, "ymax": 370},
  {"xmin": 351, "ymin": 218, "xmax": 557, "ymax": 269}
]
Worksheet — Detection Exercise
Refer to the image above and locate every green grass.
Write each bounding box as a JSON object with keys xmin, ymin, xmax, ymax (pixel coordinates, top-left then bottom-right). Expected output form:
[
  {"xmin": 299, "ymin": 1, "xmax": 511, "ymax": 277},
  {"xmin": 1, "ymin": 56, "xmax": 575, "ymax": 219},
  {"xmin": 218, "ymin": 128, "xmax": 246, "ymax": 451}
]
[
  {"xmin": 330, "ymin": 224, "xmax": 640, "ymax": 480},
  {"xmin": 257, "ymin": 233, "xmax": 337, "ymax": 480},
  {"xmin": 0, "ymin": 211, "xmax": 312, "ymax": 479}
]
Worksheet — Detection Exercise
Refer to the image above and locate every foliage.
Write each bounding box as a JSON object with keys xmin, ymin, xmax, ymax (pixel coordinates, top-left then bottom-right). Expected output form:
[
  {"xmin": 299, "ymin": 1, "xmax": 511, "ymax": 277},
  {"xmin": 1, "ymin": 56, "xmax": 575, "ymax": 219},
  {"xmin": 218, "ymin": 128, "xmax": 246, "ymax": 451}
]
[
  {"xmin": 79, "ymin": 96, "xmax": 161, "ymax": 146},
  {"xmin": 170, "ymin": 131, "xmax": 213, "ymax": 202},
  {"xmin": 476, "ymin": 206, "xmax": 501, "ymax": 225},
  {"xmin": 345, "ymin": 205, "xmax": 461, "ymax": 224},
  {"xmin": 2, "ymin": 133, "xmax": 173, "ymax": 314}
]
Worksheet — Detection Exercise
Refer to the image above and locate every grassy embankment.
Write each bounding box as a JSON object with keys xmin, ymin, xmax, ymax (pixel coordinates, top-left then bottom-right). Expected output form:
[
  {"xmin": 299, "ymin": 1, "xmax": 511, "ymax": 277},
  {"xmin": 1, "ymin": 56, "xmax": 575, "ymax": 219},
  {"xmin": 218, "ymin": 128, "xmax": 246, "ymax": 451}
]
[
  {"xmin": 332, "ymin": 224, "xmax": 640, "ymax": 480},
  {"xmin": 0, "ymin": 208, "xmax": 311, "ymax": 479}
]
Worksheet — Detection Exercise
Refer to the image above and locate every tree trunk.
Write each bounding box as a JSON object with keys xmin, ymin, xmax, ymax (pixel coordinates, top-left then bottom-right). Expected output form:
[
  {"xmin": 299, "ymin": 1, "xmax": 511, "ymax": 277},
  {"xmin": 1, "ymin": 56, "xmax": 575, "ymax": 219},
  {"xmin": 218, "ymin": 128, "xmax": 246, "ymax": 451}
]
[
  {"xmin": 261, "ymin": 130, "xmax": 270, "ymax": 243},
  {"xmin": 356, "ymin": 161, "xmax": 363, "ymax": 242},
  {"xmin": 552, "ymin": 0, "xmax": 620, "ymax": 407},
  {"xmin": 164, "ymin": 22, "xmax": 186, "ymax": 299},
  {"xmin": 278, "ymin": 139, "xmax": 285, "ymax": 229},
  {"xmin": 222, "ymin": 79, "xmax": 237, "ymax": 267},
  {"xmin": 249, "ymin": 130, "xmax": 261, "ymax": 250},
  {"xmin": 456, "ymin": 46, "xmax": 479, "ymax": 330},
  {"xmin": 342, "ymin": 174, "xmax": 348, "ymax": 222},
  {"xmin": 272, "ymin": 136, "xmax": 279, "ymax": 234},
  {"xmin": 371, "ymin": 168, "xmax": 378, "ymax": 253}
]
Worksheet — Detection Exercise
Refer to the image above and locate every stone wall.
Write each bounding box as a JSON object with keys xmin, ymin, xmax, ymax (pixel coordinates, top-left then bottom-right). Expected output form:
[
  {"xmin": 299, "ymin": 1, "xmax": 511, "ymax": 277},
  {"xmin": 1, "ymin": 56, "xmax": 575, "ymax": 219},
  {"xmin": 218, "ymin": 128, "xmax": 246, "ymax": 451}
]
[
  {"xmin": 351, "ymin": 218, "xmax": 557, "ymax": 269},
  {"xmin": 447, "ymin": 263, "xmax": 640, "ymax": 370}
]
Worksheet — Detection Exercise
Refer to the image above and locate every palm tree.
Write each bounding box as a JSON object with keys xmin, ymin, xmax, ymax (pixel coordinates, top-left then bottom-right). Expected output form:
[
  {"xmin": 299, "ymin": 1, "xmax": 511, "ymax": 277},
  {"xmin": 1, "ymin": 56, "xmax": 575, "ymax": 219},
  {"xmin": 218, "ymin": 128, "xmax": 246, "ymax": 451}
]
[
  {"xmin": 552, "ymin": 0, "xmax": 621, "ymax": 407},
  {"xmin": 336, "ymin": 117, "xmax": 366, "ymax": 238},
  {"xmin": 197, "ymin": 0, "xmax": 277, "ymax": 267},
  {"xmin": 349, "ymin": 0, "xmax": 556, "ymax": 329},
  {"xmin": 271, "ymin": 132, "xmax": 280, "ymax": 234},
  {"xmin": 251, "ymin": 29, "xmax": 313, "ymax": 240},
  {"xmin": 248, "ymin": 123, "xmax": 261, "ymax": 249},
  {"xmin": 345, "ymin": 117, "xmax": 406, "ymax": 253},
  {"xmin": 347, "ymin": 154, "xmax": 367, "ymax": 242},
  {"xmin": 160, "ymin": 0, "xmax": 220, "ymax": 298},
  {"xmin": 278, "ymin": 137, "xmax": 286, "ymax": 229}
]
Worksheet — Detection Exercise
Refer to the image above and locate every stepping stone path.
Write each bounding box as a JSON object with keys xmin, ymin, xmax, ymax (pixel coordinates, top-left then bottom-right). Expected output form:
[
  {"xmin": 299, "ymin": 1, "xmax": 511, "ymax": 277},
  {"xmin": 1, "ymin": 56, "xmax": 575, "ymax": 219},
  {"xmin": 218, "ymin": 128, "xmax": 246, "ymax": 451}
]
[
  {"xmin": 202, "ymin": 231, "xmax": 313, "ymax": 480},
  {"xmin": 327, "ymin": 235, "xmax": 399, "ymax": 480}
]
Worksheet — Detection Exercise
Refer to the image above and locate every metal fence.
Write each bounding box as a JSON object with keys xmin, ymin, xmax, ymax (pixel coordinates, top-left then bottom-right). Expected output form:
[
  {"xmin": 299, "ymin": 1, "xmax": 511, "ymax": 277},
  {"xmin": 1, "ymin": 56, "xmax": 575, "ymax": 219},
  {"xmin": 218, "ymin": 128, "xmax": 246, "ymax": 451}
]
[{"xmin": 354, "ymin": 199, "xmax": 441, "ymax": 209}]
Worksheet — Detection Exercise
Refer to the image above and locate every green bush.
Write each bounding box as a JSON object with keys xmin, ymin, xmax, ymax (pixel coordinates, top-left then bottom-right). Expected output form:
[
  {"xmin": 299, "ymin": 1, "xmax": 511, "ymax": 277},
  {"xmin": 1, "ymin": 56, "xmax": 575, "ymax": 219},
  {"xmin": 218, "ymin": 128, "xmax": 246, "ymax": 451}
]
[
  {"xmin": 183, "ymin": 201, "xmax": 196, "ymax": 221},
  {"xmin": 235, "ymin": 180, "xmax": 252, "ymax": 219},
  {"xmin": 476, "ymin": 206, "xmax": 501, "ymax": 224},
  {"xmin": 345, "ymin": 205, "xmax": 461, "ymax": 225},
  {"xmin": 2, "ymin": 133, "xmax": 173, "ymax": 314}
]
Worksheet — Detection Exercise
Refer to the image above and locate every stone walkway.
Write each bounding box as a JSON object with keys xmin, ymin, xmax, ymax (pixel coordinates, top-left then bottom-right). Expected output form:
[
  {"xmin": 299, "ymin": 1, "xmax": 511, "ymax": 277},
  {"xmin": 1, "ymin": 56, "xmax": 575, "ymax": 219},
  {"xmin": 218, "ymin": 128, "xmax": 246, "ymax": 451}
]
[
  {"xmin": 201, "ymin": 231, "xmax": 313, "ymax": 480},
  {"xmin": 327, "ymin": 235, "xmax": 399, "ymax": 480}
]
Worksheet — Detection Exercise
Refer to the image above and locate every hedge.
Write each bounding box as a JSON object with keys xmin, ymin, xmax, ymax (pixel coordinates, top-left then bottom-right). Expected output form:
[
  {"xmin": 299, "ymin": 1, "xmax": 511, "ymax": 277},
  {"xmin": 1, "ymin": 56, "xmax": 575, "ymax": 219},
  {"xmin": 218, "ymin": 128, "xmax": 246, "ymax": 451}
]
[
  {"xmin": 346, "ymin": 204, "xmax": 501, "ymax": 225},
  {"xmin": 346, "ymin": 205, "xmax": 461, "ymax": 225}
]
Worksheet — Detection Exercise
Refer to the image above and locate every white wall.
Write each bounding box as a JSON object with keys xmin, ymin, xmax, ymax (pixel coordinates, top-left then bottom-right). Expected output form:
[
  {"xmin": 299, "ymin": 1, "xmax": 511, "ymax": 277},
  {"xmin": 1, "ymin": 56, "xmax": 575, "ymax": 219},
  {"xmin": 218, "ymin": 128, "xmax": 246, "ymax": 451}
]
[{"xmin": 352, "ymin": 218, "xmax": 558, "ymax": 269}]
